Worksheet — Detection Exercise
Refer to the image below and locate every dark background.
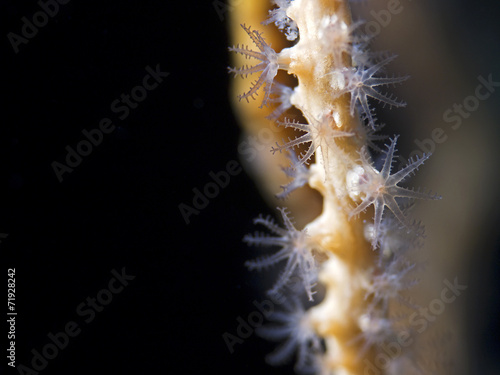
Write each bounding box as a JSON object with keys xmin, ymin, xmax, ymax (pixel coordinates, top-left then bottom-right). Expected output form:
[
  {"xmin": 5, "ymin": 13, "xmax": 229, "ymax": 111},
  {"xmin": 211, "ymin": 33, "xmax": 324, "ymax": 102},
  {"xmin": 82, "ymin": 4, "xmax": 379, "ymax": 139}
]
[{"xmin": 0, "ymin": 1, "xmax": 499, "ymax": 374}]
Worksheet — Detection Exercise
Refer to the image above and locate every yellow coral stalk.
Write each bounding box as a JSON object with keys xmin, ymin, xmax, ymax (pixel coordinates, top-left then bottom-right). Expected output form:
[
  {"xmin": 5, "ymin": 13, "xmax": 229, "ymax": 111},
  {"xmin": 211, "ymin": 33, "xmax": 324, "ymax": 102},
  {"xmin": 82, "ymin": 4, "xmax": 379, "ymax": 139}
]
[{"xmin": 229, "ymin": 0, "xmax": 442, "ymax": 374}]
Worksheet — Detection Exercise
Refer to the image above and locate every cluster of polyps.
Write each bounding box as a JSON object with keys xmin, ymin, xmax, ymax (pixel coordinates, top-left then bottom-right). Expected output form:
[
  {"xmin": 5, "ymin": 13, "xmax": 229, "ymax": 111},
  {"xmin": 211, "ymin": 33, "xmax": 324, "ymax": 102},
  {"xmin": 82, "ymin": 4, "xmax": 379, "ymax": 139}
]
[{"xmin": 229, "ymin": 0, "xmax": 441, "ymax": 374}]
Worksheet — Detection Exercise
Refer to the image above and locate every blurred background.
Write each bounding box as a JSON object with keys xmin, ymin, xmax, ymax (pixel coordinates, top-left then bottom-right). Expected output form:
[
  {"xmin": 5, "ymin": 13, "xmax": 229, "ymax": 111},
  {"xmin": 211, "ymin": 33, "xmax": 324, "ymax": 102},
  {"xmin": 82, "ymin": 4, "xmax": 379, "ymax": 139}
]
[{"xmin": 0, "ymin": 0, "xmax": 499, "ymax": 374}]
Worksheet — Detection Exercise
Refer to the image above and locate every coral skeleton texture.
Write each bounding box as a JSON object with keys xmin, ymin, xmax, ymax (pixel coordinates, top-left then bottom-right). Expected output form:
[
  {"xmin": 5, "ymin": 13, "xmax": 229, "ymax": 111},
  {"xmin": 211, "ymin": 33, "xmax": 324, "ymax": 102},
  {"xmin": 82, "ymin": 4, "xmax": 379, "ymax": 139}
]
[{"xmin": 228, "ymin": 0, "xmax": 444, "ymax": 374}]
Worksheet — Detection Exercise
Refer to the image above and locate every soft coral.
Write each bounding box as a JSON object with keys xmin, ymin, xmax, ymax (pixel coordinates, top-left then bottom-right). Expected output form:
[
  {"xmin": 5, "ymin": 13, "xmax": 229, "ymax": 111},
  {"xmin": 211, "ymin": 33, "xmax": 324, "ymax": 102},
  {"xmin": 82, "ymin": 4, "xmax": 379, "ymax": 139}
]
[
  {"xmin": 243, "ymin": 207, "xmax": 318, "ymax": 301},
  {"xmin": 257, "ymin": 296, "xmax": 322, "ymax": 373},
  {"xmin": 228, "ymin": 24, "xmax": 289, "ymax": 108},
  {"xmin": 271, "ymin": 110, "xmax": 353, "ymax": 169},
  {"xmin": 332, "ymin": 55, "xmax": 408, "ymax": 130},
  {"xmin": 347, "ymin": 136, "xmax": 441, "ymax": 248}
]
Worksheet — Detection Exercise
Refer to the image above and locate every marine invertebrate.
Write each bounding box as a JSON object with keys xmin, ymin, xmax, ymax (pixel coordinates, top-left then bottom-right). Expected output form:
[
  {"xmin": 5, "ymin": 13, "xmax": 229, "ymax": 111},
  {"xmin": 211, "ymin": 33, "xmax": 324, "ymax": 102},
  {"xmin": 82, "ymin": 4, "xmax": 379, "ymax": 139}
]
[
  {"xmin": 244, "ymin": 207, "xmax": 318, "ymax": 301},
  {"xmin": 228, "ymin": 24, "xmax": 290, "ymax": 107},
  {"xmin": 271, "ymin": 112, "xmax": 354, "ymax": 169},
  {"xmin": 228, "ymin": 0, "xmax": 443, "ymax": 373},
  {"xmin": 332, "ymin": 55, "xmax": 409, "ymax": 130},
  {"xmin": 257, "ymin": 296, "xmax": 322, "ymax": 373},
  {"xmin": 347, "ymin": 136, "xmax": 440, "ymax": 248}
]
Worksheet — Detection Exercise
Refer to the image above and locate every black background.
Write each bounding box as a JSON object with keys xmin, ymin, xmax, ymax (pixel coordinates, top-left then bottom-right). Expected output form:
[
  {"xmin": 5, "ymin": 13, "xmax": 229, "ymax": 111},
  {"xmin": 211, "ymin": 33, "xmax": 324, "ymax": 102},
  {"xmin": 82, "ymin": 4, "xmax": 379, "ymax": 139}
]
[{"xmin": 1, "ymin": 1, "xmax": 499, "ymax": 374}]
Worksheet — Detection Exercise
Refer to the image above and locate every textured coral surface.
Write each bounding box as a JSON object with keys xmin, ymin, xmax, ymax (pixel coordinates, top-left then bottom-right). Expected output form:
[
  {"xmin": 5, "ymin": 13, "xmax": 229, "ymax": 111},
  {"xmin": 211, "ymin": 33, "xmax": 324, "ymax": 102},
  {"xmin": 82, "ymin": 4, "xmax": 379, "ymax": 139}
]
[{"xmin": 228, "ymin": 1, "xmax": 466, "ymax": 374}]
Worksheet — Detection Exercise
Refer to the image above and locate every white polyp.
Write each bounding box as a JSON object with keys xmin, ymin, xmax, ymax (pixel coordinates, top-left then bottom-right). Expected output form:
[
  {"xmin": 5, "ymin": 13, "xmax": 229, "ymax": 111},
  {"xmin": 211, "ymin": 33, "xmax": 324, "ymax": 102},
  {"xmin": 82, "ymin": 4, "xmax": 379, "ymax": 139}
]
[
  {"xmin": 329, "ymin": 69, "xmax": 347, "ymax": 91},
  {"xmin": 346, "ymin": 165, "xmax": 365, "ymax": 200},
  {"xmin": 318, "ymin": 14, "xmax": 349, "ymax": 49},
  {"xmin": 363, "ymin": 223, "xmax": 375, "ymax": 244},
  {"xmin": 332, "ymin": 110, "xmax": 342, "ymax": 128},
  {"xmin": 358, "ymin": 313, "xmax": 371, "ymax": 332},
  {"xmin": 358, "ymin": 313, "xmax": 392, "ymax": 338}
]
